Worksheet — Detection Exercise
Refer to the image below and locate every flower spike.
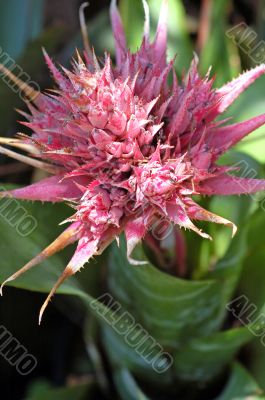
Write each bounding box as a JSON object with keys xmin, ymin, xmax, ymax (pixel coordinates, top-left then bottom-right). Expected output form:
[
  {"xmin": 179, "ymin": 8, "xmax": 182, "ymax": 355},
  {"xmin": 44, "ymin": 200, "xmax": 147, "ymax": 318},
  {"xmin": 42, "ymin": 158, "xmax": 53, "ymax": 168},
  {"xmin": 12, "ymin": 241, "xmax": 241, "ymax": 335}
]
[{"xmin": 2, "ymin": 1, "xmax": 265, "ymax": 319}]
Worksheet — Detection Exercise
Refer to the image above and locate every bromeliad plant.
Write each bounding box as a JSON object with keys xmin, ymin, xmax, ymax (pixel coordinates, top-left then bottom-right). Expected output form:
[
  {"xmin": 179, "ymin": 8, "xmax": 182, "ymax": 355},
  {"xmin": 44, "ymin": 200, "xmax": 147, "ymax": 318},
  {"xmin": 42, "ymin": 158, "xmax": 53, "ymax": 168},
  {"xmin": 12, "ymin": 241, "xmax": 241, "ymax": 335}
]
[{"xmin": 1, "ymin": 0, "xmax": 265, "ymax": 397}]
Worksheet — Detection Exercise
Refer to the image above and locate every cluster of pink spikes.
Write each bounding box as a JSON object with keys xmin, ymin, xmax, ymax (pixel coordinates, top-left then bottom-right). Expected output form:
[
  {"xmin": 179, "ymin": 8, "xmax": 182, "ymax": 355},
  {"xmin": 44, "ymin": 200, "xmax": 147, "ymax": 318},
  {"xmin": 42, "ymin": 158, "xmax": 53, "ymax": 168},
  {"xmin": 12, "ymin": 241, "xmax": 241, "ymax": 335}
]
[{"xmin": 1, "ymin": 0, "xmax": 265, "ymax": 323}]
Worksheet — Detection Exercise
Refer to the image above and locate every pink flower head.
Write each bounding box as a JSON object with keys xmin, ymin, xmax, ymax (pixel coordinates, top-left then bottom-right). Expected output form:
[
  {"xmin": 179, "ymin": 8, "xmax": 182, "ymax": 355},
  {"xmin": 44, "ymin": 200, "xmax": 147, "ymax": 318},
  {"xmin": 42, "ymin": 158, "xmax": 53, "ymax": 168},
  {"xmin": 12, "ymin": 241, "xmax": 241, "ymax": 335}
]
[{"xmin": 1, "ymin": 0, "xmax": 265, "ymax": 322}]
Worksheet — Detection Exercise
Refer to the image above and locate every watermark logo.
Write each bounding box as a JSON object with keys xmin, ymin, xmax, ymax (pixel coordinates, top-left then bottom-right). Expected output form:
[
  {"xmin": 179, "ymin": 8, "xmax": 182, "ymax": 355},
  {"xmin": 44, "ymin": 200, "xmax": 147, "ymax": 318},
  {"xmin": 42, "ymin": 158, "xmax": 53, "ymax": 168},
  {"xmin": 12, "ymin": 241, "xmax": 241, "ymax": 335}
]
[
  {"xmin": 90, "ymin": 293, "xmax": 173, "ymax": 374},
  {"xmin": 226, "ymin": 295, "xmax": 265, "ymax": 347},
  {"xmin": 227, "ymin": 22, "xmax": 265, "ymax": 64},
  {"xmin": 0, "ymin": 325, "xmax": 37, "ymax": 375},
  {"xmin": 0, "ymin": 46, "xmax": 40, "ymax": 101},
  {"xmin": 0, "ymin": 186, "xmax": 38, "ymax": 237}
]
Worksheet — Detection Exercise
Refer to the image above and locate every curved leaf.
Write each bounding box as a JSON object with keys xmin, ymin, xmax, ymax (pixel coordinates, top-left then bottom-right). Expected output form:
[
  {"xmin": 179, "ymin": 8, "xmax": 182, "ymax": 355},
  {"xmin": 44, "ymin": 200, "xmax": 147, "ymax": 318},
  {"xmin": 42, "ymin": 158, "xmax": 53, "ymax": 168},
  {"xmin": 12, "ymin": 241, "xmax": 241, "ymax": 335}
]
[
  {"xmin": 108, "ymin": 236, "xmax": 223, "ymax": 348},
  {"xmin": 216, "ymin": 362, "xmax": 263, "ymax": 400},
  {"xmin": 173, "ymin": 328, "xmax": 252, "ymax": 382},
  {"xmin": 113, "ymin": 368, "xmax": 150, "ymax": 400}
]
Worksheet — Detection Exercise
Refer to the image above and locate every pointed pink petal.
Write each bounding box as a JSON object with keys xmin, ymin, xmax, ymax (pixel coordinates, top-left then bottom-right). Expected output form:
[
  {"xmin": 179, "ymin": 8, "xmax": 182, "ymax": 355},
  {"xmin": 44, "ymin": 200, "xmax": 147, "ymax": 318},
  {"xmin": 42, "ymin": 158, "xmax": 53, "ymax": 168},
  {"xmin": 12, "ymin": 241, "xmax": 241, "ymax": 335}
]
[
  {"xmin": 125, "ymin": 212, "xmax": 153, "ymax": 265},
  {"xmin": 68, "ymin": 236, "xmax": 99, "ymax": 273},
  {"xmin": 69, "ymin": 222, "xmax": 125, "ymax": 273},
  {"xmin": 213, "ymin": 64, "xmax": 265, "ymax": 117},
  {"xmin": 142, "ymin": 0, "xmax": 150, "ymax": 39},
  {"xmin": 199, "ymin": 174, "xmax": 265, "ymax": 195},
  {"xmin": 207, "ymin": 113, "xmax": 265, "ymax": 155},
  {"xmin": 185, "ymin": 199, "xmax": 237, "ymax": 236},
  {"xmin": 38, "ymin": 232, "xmax": 97, "ymax": 324},
  {"xmin": 1, "ymin": 175, "xmax": 87, "ymax": 202},
  {"xmin": 168, "ymin": 89, "xmax": 194, "ymax": 134},
  {"xmin": 110, "ymin": 0, "xmax": 126, "ymax": 67},
  {"xmin": 186, "ymin": 56, "xmax": 200, "ymax": 87},
  {"xmin": 42, "ymin": 49, "xmax": 69, "ymax": 90},
  {"xmin": 166, "ymin": 201, "xmax": 211, "ymax": 239},
  {"xmin": 153, "ymin": 0, "xmax": 168, "ymax": 63}
]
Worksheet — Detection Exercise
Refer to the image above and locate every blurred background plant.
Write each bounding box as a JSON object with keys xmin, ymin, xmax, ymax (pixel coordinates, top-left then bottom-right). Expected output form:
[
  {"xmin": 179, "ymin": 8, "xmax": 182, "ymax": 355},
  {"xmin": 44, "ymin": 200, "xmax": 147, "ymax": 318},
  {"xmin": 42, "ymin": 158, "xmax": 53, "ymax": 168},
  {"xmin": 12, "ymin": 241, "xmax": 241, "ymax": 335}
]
[{"xmin": 1, "ymin": 0, "xmax": 265, "ymax": 399}]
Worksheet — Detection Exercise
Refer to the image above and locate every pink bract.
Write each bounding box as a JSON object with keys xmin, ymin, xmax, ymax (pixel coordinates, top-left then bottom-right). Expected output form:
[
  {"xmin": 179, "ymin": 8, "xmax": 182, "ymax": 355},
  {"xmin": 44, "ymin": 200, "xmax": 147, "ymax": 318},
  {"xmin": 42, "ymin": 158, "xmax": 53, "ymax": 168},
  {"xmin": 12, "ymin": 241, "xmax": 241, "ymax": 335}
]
[{"xmin": 1, "ymin": 0, "xmax": 265, "ymax": 322}]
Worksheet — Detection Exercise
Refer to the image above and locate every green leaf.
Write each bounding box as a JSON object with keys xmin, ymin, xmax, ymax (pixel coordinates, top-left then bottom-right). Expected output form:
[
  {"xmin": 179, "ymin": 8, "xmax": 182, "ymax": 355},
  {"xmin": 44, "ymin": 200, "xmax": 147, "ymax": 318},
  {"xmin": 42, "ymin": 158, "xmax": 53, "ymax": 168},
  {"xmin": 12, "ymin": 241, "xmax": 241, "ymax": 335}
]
[
  {"xmin": 216, "ymin": 363, "xmax": 264, "ymax": 400},
  {"xmin": 108, "ymin": 236, "xmax": 223, "ymax": 349},
  {"xmin": 119, "ymin": 0, "xmax": 144, "ymax": 52},
  {"xmin": 173, "ymin": 328, "xmax": 252, "ymax": 381},
  {"xmin": 101, "ymin": 323, "xmax": 169, "ymax": 382},
  {"xmin": 238, "ymin": 206, "xmax": 265, "ymax": 312},
  {"xmin": 113, "ymin": 368, "xmax": 150, "ymax": 400},
  {"xmin": 104, "ymin": 239, "xmax": 256, "ymax": 383},
  {"xmin": 119, "ymin": 0, "xmax": 192, "ymax": 73},
  {"xmin": 149, "ymin": 0, "xmax": 193, "ymax": 74},
  {"xmin": 0, "ymin": 25, "xmax": 67, "ymax": 133},
  {"xmin": 199, "ymin": 0, "xmax": 240, "ymax": 86},
  {"xmin": 0, "ymin": 193, "xmax": 171, "ymax": 385},
  {"xmin": 105, "ymin": 236, "xmax": 245, "ymax": 382},
  {"xmin": 0, "ymin": 188, "xmax": 260, "ymax": 389},
  {"xmin": 0, "ymin": 0, "xmax": 44, "ymax": 58},
  {"xmin": 200, "ymin": 152, "xmax": 260, "ymax": 325},
  {"xmin": 84, "ymin": 315, "xmax": 110, "ymax": 394},
  {"xmin": 222, "ymin": 75, "xmax": 265, "ymax": 164},
  {"xmin": 26, "ymin": 379, "xmax": 93, "ymax": 400},
  {"xmin": 0, "ymin": 195, "xmax": 111, "ymax": 319},
  {"xmin": 0, "ymin": 198, "xmax": 82, "ymax": 297},
  {"xmin": 237, "ymin": 207, "xmax": 265, "ymax": 389}
]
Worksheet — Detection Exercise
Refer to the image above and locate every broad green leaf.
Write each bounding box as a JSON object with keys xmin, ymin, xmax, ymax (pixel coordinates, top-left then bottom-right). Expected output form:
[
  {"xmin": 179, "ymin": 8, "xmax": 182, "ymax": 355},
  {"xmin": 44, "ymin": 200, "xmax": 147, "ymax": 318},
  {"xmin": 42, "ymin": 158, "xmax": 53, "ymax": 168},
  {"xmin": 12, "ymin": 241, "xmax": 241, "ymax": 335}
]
[
  {"xmin": 216, "ymin": 362, "xmax": 264, "ymax": 400},
  {"xmin": 200, "ymin": 152, "xmax": 260, "ymax": 326},
  {"xmin": 237, "ymin": 207, "xmax": 265, "ymax": 389},
  {"xmin": 108, "ymin": 236, "xmax": 223, "ymax": 348},
  {"xmin": 103, "ymin": 235, "xmax": 249, "ymax": 383},
  {"xmin": 173, "ymin": 328, "xmax": 252, "ymax": 381},
  {"xmin": 248, "ymin": 338, "xmax": 265, "ymax": 392},
  {"xmin": 207, "ymin": 230, "xmax": 248, "ymax": 325},
  {"xmin": 106, "ymin": 172, "xmax": 257, "ymax": 382},
  {"xmin": 207, "ymin": 152, "xmax": 265, "ymax": 388},
  {"xmin": 101, "ymin": 323, "xmax": 172, "ymax": 382},
  {"xmin": 113, "ymin": 368, "xmax": 150, "ymax": 400},
  {"xmin": 239, "ymin": 206, "xmax": 265, "ymax": 311}
]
